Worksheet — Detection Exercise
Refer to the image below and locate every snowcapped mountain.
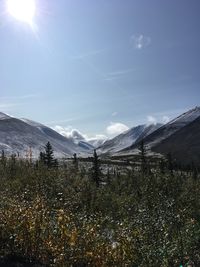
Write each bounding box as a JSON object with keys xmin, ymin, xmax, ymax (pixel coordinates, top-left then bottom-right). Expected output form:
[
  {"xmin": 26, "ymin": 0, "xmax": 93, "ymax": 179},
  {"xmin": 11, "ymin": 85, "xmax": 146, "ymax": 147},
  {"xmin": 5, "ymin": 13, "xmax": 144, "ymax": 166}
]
[
  {"xmin": 87, "ymin": 138, "xmax": 107, "ymax": 148},
  {"xmin": 0, "ymin": 113, "xmax": 93, "ymax": 158},
  {"xmin": 0, "ymin": 112, "xmax": 11, "ymax": 120},
  {"xmin": 97, "ymin": 123, "xmax": 162, "ymax": 154},
  {"xmin": 50, "ymin": 127, "xmax": 97, "ymax": 150},
  {"xmin": 22, "ymin": 118, "xmax": 95, "ymax": 155},
  {"xmin": 1, "ymin": 107, "xmax": 199, "ymax": 162},
  {"xmin": 121, "ymin": 106, "xmax": 200, "ymax": 156}
]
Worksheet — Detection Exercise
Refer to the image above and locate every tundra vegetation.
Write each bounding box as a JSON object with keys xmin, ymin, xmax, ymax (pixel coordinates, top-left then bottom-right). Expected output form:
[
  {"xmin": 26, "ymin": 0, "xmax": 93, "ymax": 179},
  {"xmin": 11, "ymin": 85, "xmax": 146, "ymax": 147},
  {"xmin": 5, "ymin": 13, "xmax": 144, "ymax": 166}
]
[{"xmin": 0, "ymin": 144, "xmax": 199, "ymax": 267}]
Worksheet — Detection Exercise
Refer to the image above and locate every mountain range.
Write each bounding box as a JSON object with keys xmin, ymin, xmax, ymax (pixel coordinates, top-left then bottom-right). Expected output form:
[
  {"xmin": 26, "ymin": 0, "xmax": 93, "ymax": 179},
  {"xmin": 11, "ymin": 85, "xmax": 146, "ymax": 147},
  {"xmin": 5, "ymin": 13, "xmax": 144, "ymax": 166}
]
[
  {"xmin": 0, "ymin": 113, "xmax": 93, "ymax": 158},
  {"xmin": 97, "ymin": 123, "xmax": 162, "ymax": 154},
  {"xmin": 117, "ymin": 106, "xmax": 200, "ymax": 165},
  {"xmin": 0, "ymin": 107, "xmax": 200, "ymax": 165}
]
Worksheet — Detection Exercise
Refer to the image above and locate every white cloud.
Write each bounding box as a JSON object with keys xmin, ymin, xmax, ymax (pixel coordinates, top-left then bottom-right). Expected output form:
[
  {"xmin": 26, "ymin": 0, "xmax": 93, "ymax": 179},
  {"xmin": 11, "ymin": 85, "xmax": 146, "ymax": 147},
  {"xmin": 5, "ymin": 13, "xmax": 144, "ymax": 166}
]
[
  {"xmin": 54, "ymin": 122, "xmax": 129, "ymax": 142},
  {"xmin": 162, "ymin": 116, "xmax": 170, "ymax": 124},
  {"xmin": 106, "ymin": 122, "xmax": 129, "ymax": 136},
  {"xmin": 53, "ymin": 126, "xmax": 86, "ymax": 141},
  {"xmin": 87, "ymin": 134, "xmax": 108, "ymax": 142},
  {"xmin": 53, "ymin": 126, "xmax": 107, "ymax": 143},
  {"xmin": 88, "ymin": 134, "xmax": 107, "ymax": 141},
  {"xmin": 147, "ymin": 115, "xmax": 170, "ymax": 125},
  {"xmin": 147, "ymin": 115, "xmax": 157, "ymax": 125},
  {"xmin": 131, "ymin": 34, "xmax": 151, "ymax": 50}
]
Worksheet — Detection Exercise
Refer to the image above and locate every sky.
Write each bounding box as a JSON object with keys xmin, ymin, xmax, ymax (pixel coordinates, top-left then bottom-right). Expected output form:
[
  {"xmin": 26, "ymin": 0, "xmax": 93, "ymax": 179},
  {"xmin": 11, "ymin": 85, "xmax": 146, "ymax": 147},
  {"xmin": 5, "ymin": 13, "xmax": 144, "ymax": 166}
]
[{"xmin": 0, "ymin": 0, "xmax": 200, "ymax": 139}]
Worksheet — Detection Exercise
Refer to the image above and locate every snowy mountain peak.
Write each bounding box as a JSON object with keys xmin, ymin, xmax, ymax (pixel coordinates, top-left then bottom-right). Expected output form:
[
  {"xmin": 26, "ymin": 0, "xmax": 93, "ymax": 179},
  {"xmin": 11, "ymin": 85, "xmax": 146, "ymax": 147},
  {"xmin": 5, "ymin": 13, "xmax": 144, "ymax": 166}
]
[
  {"xmin": 0, "ymin": 112, "xmax": 11, "ymax": 120},
  {"xmin": 121, "ymin": 106, "xmax": 200, "ymax": 155},
  {"xmin": 98, "ymin": 123, "xmax": 162, "ymax": 154},
  {"xmin": 168, "ymin": 106, "xmax": 200, "ymax": 126},
  {"xmin": 20, "ymin": 118, "xmax": 44, "ymax": 127}
]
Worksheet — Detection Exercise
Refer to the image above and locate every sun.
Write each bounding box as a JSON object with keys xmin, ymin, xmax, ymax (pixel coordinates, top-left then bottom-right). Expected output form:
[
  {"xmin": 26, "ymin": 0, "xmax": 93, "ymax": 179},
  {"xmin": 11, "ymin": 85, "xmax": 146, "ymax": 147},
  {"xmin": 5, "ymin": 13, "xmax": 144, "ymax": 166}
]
[{"xmin": 6, "ymin": 0, "xmax": 36, "ymax": 25}]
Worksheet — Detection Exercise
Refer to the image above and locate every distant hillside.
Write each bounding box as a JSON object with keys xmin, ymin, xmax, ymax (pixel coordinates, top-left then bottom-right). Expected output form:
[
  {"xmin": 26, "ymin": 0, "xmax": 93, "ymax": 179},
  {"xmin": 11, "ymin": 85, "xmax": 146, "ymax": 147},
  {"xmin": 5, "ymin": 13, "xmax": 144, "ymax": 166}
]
[
  {"xmin": 1, "ymin": 107, "xmax": 200, "ymax": 164},
  {"xmin": 121, "ymin": 107, "xmax": 200, "ymax": 154},
  {"xmin": 97, "ymin": 123, "xmax": 162, "ymax": 154},
  {"xmin": 153, "ymin": 116, "xmax": 200, "ymax": 165},
  {"xmin": 0, "ymin": 113, "xmax": 93, "ymax": 158}
]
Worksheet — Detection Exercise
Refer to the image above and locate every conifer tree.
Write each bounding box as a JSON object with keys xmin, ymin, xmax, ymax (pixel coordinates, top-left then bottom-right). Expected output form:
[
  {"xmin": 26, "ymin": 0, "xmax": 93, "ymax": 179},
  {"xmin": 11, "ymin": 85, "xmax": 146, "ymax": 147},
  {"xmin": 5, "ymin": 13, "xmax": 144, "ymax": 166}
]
[
  {"xmin": 139, "ymin": 140, "xmax": 147, "ymax": 174},
  {"xmin": 91, "ymin": 149, "xmax": 101, "ymax": 187},
  {"xmin": 73, "ymin": 153, "xmax": 78, "ymax": 170},
  {"xmin": 106, "ymin": 169, "xmax": 111, "ymax": 185},
  {"xmin": 159, "ymin": 158, "xmax": 166, "ymax": 174},
  {"xmin": 167, "ymin": 153, "xmax": 173, "ymax": 175},
  {"xmin": 39, "ymin": 142, "xmax": 57, "ymax": 168},
  {"xmin": 39, "ymin": 152, "xmax": 46, "ymax": 165},
  {"xmin": 0, "ymin": 150, "xmax": 6, "ymax": 166},
  {"xmin": 44, "ymin": 141, "xmax": 55, "ymax": 168}
]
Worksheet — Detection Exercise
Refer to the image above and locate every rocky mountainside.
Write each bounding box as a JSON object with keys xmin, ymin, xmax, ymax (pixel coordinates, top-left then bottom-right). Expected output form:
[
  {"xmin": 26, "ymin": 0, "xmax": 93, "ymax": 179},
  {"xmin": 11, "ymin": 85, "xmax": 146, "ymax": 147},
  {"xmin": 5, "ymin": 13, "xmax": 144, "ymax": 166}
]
[
  {"xmin": 0, "ymin": 113, "xmax": 93, "ymax": 158},
  {"xmin": 153, "ymin": 116, "xmax": 200, "ymax": 165},
  {"xmin": 1, "ymin": 107, "xmax": 200, "ymax": 164},
  {"xmin": 97, "ymin": 123, "xmax": 162, "ymax": 154},
  {"xmin": 120, "ymin": 107, "xmax": 200, "ymax": 164}
]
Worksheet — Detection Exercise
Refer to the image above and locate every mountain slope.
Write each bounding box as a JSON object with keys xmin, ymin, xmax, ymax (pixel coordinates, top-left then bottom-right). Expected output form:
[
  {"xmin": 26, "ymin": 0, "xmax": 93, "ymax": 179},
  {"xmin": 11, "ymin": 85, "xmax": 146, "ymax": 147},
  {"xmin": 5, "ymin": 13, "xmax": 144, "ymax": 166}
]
[
  {"xmin": 121, "ymin": 107, "xmax": 200, "ymax": 156},
  {"xmin": 153, "ymin": 116, "xmax": 200, "ymax": 165},
  {"xmin": 0, "ymin": 113, "xmax": 91, "ymax": 158},
  {"xmin": 88, "ymin": 138, "xmax": 106, "ymax": 148},
  {"xmin": 0, "ymin": 112, "xmax": 11, "ymax": 120},
  {"xmin": 97, "ymin": 123, "xmax": 162, "ymax": 154},
  {"xmin": 21, "ymin": 118, "xmax": 94, "ymax": 156}
]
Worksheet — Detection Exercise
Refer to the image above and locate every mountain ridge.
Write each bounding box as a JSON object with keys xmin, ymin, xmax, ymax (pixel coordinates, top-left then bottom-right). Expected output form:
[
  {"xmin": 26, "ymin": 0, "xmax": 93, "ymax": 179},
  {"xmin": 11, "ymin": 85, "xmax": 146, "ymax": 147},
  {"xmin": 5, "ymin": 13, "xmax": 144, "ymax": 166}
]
[
  {"xmin": 0, "ymin": 113, "xmax": 93, "ymax": 158},
  {"xmin": 97, "ymin": 123, "xmax": 162, "ymax": 154},
  {"xmin": 0, "ymin": 107, "xmax": 200, "ymax": 164},
  {"xmin": 121, "ymin": 106, "xmax": 200, "ymax": 153}
]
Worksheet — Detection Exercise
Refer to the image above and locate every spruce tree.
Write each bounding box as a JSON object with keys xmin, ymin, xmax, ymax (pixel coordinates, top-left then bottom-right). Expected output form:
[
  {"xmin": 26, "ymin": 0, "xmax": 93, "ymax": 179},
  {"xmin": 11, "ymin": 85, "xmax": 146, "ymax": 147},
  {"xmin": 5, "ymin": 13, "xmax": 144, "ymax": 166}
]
[
  {"xmin": 0, "ymin": 150, "xmax": 6, "ymax": 167},
  {"xmin": 139, "ymin": 140, "xmax": 147, "ymax": 174},
  {"xmin": 91, "ymin": 149, "xmax": 101, "ymax": 187},
  {"xmin": 44, "ymin": 141, "xmax": 55, "ymax": 168},
  {"xmin": 39, "ymin": 152, "xmax": 45, "ymax": 164},
  {"xmin": 39, "ymin": 142, "xmax": 57, "ymax": 168},
  {"xmin": 167, "ymin": 153, "xmax": 173, "ymax": 175},
  {"xmin": 73, "ymin": 153, "xmax": 78, "ymax": 171},
  {"xmin": 159, "ymin": 158, "xmax": 166, "ymax": 174}
]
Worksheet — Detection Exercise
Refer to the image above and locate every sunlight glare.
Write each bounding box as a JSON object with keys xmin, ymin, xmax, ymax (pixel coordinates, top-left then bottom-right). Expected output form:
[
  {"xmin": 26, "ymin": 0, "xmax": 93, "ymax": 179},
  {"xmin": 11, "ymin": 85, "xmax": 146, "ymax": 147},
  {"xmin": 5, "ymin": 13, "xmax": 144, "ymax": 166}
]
[{"xmin": 7, "ymin": 0, "xmax": 36, "ymax": 25}]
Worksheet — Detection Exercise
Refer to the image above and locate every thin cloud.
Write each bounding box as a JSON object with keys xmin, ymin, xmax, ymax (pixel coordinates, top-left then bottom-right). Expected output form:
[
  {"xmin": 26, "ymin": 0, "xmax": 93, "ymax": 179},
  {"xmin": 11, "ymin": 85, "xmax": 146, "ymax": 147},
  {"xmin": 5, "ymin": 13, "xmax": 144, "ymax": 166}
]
[
  {"xmin": 47, "ymin": 117, "xmax": 80, "ymax": 125},
  {"xmin": 104, "ymin": 68, "xmax": 136, "ymax": 81},
  {"xmin": 0, "ymin": 94, "xmax": 40, "ymax": 112},
  {"xmin": 0, "ymin": 103, "xmax": 16, "ymax": 108},
  {"xmin": 131, "ymin": 34, "xmax": 151, "ymax": 50},
  {"xmin": 162, "ymin": 116, "xmax": 170, "ymax": 124},
  {"xmin": 147, "ymin": 114, "xmax": 170, "ymax": 125},
  {"xmin": 111, "ymin": 112, "xmax": 118, "ymax": 117},
  {"xmin": 89, "ymin": 134, "xmax": 107, "ymax": 141},
  {"xmin": 72, "ymin": 49, "xmax": 105, "ymax": 59},
  {"xmin": 0, "ymin": 102, "xmax": 20, "ymax": 111},
  {"xmin": 108, "ymin": 68, "xmax": 136, "ymax": 76},
  {"xmin": 147, "ymin": 115, "xmax": 157, "ymax": 125},
  {"xmin": 0, "ymin": 94, "xmax": 40, "ymax": 101},
  {"xmin": 106, "ymin": 122, "xmax": 129, "ymax": 136}
]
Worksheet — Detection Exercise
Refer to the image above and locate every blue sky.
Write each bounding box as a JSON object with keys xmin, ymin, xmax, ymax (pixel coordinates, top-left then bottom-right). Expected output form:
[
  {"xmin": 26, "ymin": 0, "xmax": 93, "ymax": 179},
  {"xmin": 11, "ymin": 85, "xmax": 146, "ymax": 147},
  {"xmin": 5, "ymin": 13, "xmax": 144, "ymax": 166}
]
[{"xmin": 0, "ymin": 0, "xmax": 200, "ymax": 138}]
